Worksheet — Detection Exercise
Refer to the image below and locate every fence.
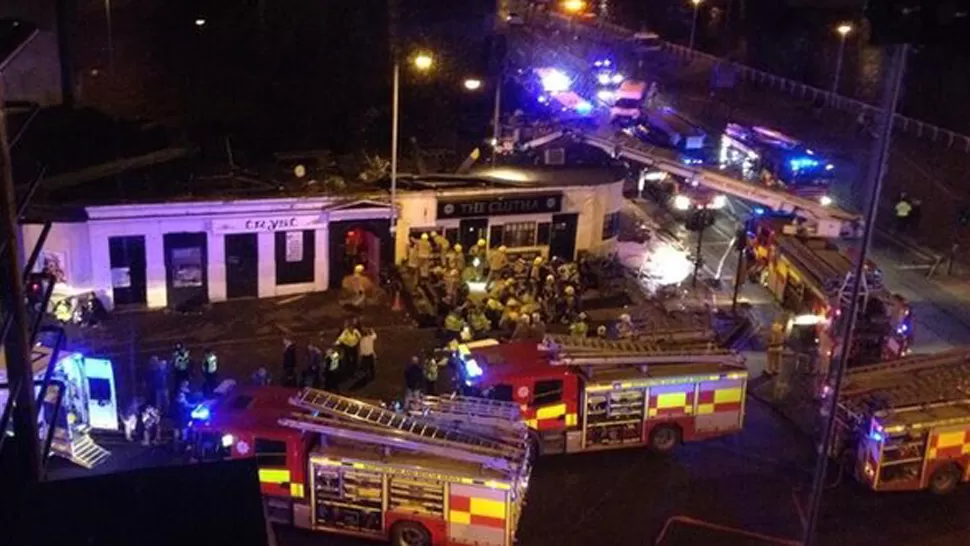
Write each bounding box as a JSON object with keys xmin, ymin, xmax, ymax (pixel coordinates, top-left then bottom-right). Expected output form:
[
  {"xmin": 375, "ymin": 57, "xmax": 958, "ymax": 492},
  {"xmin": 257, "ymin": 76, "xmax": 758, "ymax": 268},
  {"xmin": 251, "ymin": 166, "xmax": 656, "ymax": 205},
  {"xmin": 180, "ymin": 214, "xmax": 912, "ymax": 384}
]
[{"xmin": 546, "ymin": 11, "xmax": 970, "ymax": 154}]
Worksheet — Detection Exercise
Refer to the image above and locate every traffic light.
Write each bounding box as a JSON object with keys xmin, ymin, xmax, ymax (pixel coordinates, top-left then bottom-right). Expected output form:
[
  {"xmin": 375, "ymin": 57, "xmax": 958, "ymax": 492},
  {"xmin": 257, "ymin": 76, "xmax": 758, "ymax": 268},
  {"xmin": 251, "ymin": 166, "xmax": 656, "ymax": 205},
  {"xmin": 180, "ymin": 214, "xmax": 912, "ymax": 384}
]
[{"xmin": 866, "ymin": 0, "xmax": 970, "ymax": 45}]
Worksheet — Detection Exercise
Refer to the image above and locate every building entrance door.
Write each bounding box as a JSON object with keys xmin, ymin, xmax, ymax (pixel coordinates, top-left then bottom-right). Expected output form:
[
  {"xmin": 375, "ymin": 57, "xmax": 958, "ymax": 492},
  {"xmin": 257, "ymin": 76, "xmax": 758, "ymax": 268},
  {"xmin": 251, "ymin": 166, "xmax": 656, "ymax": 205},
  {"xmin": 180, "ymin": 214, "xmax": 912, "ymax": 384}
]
[
  {"xmin": 459, "ymin": 218, "xmax": 489, "ymax": 251},
  {"xmin": 549, "ymin": 213, "xmax": 578, "ymax": 261},
  {"xmin": 225, "ymin": 233, "xmax": 259, "ymax": 299}
]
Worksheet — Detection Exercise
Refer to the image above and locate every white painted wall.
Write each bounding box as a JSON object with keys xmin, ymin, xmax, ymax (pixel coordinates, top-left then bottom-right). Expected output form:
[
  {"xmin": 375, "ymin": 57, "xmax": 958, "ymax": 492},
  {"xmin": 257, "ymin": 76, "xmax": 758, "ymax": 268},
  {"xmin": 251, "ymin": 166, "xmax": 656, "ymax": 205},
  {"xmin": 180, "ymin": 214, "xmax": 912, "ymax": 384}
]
[{"xmin": 20, "ymin": 222, "xmax": 93, "ymax": 289}]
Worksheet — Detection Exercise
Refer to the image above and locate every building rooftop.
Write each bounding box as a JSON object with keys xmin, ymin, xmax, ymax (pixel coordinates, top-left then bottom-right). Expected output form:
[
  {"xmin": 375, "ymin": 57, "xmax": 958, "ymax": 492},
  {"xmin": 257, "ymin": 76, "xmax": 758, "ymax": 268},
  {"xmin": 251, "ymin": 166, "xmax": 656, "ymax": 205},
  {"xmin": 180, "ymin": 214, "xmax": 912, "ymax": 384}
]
[{"xmin": 0, "ymin": 19, "xmax": 37, "ymax": 70}]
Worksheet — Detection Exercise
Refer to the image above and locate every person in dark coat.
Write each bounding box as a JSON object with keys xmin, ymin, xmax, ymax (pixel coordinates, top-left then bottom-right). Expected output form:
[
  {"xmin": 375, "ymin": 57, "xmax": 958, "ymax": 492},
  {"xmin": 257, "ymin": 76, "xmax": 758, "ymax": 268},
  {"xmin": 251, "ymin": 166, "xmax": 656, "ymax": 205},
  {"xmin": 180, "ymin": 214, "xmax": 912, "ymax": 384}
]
[
  {"xmin": 282, "ymin": 338, "xmax": 297, "ymax": 387},
  {"xmin": 404, "ymin": 356, "xmax": 425, "ymax": 405},
  {"xmin": 303, "ymin": 344, "xmax": 324, "ymax": 389}
]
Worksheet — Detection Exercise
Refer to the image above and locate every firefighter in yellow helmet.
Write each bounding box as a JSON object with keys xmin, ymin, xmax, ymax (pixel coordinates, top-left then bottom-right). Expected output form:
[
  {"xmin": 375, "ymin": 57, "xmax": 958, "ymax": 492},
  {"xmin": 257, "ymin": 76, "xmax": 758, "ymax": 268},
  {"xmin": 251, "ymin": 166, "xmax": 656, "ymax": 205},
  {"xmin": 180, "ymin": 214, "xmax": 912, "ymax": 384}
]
[
  {"xmin": 485, "ymin": 297, "xmax": 504, "ymax": 325},
  {"xmin": 452, "ymin": 243, "xmax": 466, "ymax": 272},
  {"xmin": 500, "ymin": 309, "xmax": 520, "ymax": 332},
  {"xmin": 570, "ymin": 312, "xmax": 589, "ymax": 338},
  {"xmin": 529, "ymin": 256, "xmax": 544, "ymax": 282},
  {"xmin": 512, "ymin": 313, "xmax": 532, "ymax": 340},
  {"xmin": 444, "ymin": 269, "xmax": 461, "ymax": 305},
  {"xmin": 416, "ymin": 233, "xmax": 433, "ymax": 277},
  {"xmin": 444, "ymin": 309, "xmax": 465, "ymax": 342},
  {"xmin": 488, "ymin": 245, "xmax": 508, "ymax": 279},
  {"xmin": 616, "ymin": 313, "xmax": 636, "ymax": 339},
  {"xmin": 468, "ymin": 304, "xmax": 492, "ymax": 336}
]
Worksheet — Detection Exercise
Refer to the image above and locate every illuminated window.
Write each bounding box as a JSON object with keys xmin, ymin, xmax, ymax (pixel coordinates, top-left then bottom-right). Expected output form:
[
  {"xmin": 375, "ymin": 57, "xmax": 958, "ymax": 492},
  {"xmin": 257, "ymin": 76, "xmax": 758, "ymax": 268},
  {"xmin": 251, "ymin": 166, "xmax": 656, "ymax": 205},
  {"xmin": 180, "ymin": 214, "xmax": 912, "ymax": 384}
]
[
  {"xmin": 502, "ymin": 222, "xmax": 537, "ymax": 248},
  {"xmin": 602, "ymin": 212, "xmax": 620, "ymax": 240}
]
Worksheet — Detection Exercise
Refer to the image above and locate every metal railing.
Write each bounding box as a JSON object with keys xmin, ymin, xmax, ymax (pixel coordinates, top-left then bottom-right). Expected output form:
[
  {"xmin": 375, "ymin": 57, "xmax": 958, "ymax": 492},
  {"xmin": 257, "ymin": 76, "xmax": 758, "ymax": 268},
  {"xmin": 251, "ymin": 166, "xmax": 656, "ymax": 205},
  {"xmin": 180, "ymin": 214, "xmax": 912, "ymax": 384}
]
[{"xmin": 545, "ymin": 11, "xmax": 970, "ymax": 153}]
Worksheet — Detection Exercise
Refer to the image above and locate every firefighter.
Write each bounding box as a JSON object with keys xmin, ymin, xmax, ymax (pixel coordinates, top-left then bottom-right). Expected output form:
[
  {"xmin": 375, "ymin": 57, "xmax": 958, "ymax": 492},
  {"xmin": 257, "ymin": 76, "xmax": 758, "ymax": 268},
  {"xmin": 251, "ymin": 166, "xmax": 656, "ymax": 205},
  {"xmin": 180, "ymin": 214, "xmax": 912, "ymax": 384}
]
[
  {"xmin": 488, "ymin": 245, "xmax": 508, "ymax": 279},
  {"xmin": 894, "ymin": 193, "xmax": 913, "ymax": 234},
  {"xmin": 343, "ymin": 264, "xmax": 372, "ymax": 307},
  {"xmin": 336, "ymin": 319, "xmax": 361, "ymax": 377},
  {"xmin": 512, "ymin": 314, "xmax": 532, "ymax": 340},
  {"xmin": 172, "ymin": 343, "xmax": 191, "ymax": 388},
  {"xmin": 512, "ymin": 256, "xmax": 528, "ymax": 278},
  {"xmin": 531, "ymin": 312, "xmax": 546, "ymax": 340},
  {"xmin": 485, "ymin": 297, "xmax": 504, "ymax": 326},
  {"xmin": 616, "ymin": 313, "xmax": 636, "ymax": 339},
  {"xmin": 324, "ymin": 348, "xmax": 341, "ymax": 392},
  {"xmin": 433, "ymin": 231, "xmax": 450, "ymax": 256},
  {"xmin": 201, "ymin": 348, "xmax": 219, "ymax": 397},
  {"xmin": 417, "ymin": 233, "xmax": 433, "ymax": 278},
  {"xmin": 444, "ymin": 309, "xmax": 465, "ymax": 342},
  {"xmin": 561, "ymin": 285, "xmax": 579, "ymax": 317},
  {"xmin": 469, "ymin": 238, "xmax": 487, "ymax": 261},
  {"xmin": 423, "ymin": 353, "xmax": 439, "ymax": 396},
  {"xmin": 282, "ymin": 337, "xmax": 297, "ymax": 388},
  {"xmin": 444, "ymin": 244, "xmax": 460, "ymax": 271},
  {"xmin": 766, "ymin": 319, "xmax": 786, "ymax": 376},
  {"xmin": 468, "ymin": 305, "xmax": 492, "ymax": 337},
  {"xmin": 453, "ymin": 243, "xmax": 466, "ymax": 272},
  {"xmin": 141, "ymin": 404, "xmax": 161, "ymax": 446},
  {"xmin": 444, "ymin": 268, "xmax": 461, "ymax": 305},
  {"xmin": 528, "ymin": 257, "xmax": 544, "ymax": 283},
  {"xmin": 570, "ymin": 312, "xmax": 589, "ymax": 338},
  {"xmin": 596, "ymin": 324, "xmax": 609, "ymax": 339}
]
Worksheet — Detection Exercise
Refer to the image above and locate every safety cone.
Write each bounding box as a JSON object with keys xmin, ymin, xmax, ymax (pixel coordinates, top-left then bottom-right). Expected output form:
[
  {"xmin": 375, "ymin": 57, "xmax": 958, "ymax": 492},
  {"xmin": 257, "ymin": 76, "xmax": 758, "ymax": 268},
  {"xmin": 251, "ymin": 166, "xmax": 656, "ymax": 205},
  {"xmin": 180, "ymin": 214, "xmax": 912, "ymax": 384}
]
[{"xmin": 392, "ymin": 289, "xmax": 403, "ymax": 312}]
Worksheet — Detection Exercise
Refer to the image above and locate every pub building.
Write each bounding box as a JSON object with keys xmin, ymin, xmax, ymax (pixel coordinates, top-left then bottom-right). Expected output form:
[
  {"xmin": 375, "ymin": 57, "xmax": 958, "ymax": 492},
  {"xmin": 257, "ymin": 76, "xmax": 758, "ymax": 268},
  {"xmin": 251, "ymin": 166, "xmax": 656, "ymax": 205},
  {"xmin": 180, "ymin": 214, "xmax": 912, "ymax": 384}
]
[
  {"xmin": 20, "ymin": 196, "xmax": 394, "ymax": 310},
  {"xmin": 393, "ymin": 166, "xmax": 625, "ymax": 263}
]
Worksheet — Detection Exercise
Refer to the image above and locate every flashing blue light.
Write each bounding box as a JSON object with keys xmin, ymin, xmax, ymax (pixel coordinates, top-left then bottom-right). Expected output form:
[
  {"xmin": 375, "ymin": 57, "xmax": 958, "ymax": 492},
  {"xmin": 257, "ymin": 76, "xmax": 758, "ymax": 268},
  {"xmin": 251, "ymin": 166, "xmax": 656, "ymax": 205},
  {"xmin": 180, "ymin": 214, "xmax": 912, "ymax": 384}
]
[
  {"xmin": 539, "ymin": 69, "xmax": 571, "ymax": 93},
  {"xmin": 538, "ymin": 95, "xmax": 549, "ymax": 104},
  {"xmin": 575, "ymin": 101, "xmax": 593, "ymax": 114},
  {"xmin": 789, "ymin": 157, "xmax": 820, "ymax": 170},
  {"xmin": 753, "ymin": 207, "xmax": 766, "ymax": 216},
  {"xmin": 897, "ymin": 323, "xmax": 909, "ymax": 334},
  {"xmin": 871, "ymin": 431, "xmax": 884, "ymax": 442},
  {"xmin": 825, "ymin": 163, "xmax": 835, "ymax": 171},
  {"xmin": 464, "ymin": 358, "xmax": 484, "ymax": 379},
  {"xmin": 191, "ymin": 404, "xmax": 210, "ymax": 421}
]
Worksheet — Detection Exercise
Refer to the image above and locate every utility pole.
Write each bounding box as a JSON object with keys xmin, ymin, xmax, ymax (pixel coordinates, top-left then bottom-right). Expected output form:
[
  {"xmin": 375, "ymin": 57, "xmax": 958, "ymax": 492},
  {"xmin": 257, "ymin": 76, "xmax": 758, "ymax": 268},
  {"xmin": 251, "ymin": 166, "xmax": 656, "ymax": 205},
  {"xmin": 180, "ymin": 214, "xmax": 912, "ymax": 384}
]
[
  {"xmin": 802, "ymin": 43, "xmax": 909, "ymax": 546},
  {"xmin": 0, "ymin": 87, "xmax": 42, "ymax": 485}
]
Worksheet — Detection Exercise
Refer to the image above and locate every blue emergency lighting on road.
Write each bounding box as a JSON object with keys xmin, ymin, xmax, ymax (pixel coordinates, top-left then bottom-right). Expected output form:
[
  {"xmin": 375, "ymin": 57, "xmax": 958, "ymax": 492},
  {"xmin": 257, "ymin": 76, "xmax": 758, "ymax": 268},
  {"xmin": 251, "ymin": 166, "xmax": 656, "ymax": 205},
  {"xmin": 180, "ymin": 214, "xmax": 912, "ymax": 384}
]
[
  {"xmin": 825, "ymin": 163, "xmax": 835, "ymax": 171},
  {"xmin": 191, "ymin": 404, "xmax": 210, "ymax": 421},
  {"xmin": 575, "ymin": 101, "xmax": 593, "ymax": 114},
  {"xmin": 754, "ymin": 207, "xmax": 766, "ymax": 216},
  {"xmin": 464, "ymin": 358, "xmax": 484, "ymax": 378},
  {"xmin": 871, "ymin": 430, "xmax": 884, "ymax": 442},
  {"xmin": 540, "ymin": 69, "xmax": 571, "ymax": 93}
]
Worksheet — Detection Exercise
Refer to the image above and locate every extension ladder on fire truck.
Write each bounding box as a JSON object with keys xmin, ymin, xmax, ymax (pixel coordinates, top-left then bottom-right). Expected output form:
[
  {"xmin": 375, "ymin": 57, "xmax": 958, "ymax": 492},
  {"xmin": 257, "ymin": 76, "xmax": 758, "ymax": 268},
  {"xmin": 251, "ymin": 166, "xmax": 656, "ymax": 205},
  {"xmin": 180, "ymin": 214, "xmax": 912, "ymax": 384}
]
[
  {"xmin": 408, "ymin": 395, "xmax": 527, "ymax": 441},
  {"xmin": 288, "ymin": 389, "xmax": 525, "ymax": 458},
  {"xmin": 541, "ymin": 334, "xmax": 741, "ymax": 366}
]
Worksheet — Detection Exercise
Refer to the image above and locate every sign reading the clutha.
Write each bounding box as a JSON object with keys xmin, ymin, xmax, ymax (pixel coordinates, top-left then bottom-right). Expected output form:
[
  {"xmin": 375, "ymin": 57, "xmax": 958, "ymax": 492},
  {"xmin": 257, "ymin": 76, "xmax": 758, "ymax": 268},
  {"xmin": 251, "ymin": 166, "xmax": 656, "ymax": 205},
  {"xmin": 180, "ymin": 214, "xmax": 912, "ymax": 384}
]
[{"xmin": 437, "ymin": 193, "xmax": 563, "ymax": 219}]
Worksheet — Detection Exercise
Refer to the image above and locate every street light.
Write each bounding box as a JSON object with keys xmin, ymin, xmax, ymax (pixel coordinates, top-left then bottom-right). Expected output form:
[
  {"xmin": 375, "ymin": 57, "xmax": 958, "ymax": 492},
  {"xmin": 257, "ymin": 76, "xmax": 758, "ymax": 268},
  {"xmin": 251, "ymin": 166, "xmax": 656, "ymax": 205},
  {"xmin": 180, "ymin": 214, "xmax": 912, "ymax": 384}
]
[
  {"xmin": 689, "ymin": 0, "xmax": 703, "ymax": 51},
  {"xmin": 831, "ymin": 23, "xmax": 853, "ymax": 96},
  {"xmin": 391, "ymin": 52, "xmax": 434, "ymax": 235},
  {"xmin": 463, "ymin": 78, "xmax": 483, "ymax": 91},
  {"xmin": 562, "ymin": 0, "xmax": 585, "ymax": 13}
]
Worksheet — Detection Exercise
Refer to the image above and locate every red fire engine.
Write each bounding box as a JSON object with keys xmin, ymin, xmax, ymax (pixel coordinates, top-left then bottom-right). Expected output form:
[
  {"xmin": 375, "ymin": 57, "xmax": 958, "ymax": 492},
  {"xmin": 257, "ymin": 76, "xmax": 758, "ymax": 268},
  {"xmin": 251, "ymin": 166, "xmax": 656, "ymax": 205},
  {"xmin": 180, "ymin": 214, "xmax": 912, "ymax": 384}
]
[
  {"xmin": 193, "ymin": 386, "xmax": 531, "ymax": 546},
  {"xmin": 830, "ymin": 349, "xmax": 970, "ymax": 494},
  {"xmin": 454, "ymin": 334, "xmax": 749, "ymax": 456},
  {"xmin": 745, "ymin": 214, "xmax": 912, "ymax": 366}
]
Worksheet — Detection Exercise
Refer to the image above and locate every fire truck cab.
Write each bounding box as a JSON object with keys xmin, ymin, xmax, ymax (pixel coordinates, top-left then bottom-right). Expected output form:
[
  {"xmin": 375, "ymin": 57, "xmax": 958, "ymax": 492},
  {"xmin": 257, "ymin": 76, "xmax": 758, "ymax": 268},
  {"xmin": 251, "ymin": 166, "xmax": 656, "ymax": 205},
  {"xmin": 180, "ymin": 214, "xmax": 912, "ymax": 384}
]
[
  {"xmin": 195, "ymin": 386, "xmax": 531, "ymax": 546},
  {"xmin": 455, "ymin": 335, "xmax": 749, "ymax": 456},
  {"xmin": 745, "ymin": 214, "xmax": 911, "ymax": 366},
  {"xmin": 832, "ymin": 349, "xmax": 970, "ymax": 495}
]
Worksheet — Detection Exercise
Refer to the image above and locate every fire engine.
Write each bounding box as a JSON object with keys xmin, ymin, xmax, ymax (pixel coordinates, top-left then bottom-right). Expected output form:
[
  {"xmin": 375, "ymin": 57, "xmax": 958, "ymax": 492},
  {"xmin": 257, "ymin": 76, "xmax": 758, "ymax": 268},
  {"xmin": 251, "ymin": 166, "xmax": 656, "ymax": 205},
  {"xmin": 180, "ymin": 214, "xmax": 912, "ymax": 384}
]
[
  {"xmin": 194, "ymin": 386, "xmax": 531, "ymax": 546},
  {"xmin": 830, "ymin": 349, "xmax": 970, "ymax": 495},
  {"xmin": 453, "ymin": 334, "xmax": 749, "ymax": 456},
  {"xmin": 744, "ymin": 213, "xmax": 912, "ymax": 366}
]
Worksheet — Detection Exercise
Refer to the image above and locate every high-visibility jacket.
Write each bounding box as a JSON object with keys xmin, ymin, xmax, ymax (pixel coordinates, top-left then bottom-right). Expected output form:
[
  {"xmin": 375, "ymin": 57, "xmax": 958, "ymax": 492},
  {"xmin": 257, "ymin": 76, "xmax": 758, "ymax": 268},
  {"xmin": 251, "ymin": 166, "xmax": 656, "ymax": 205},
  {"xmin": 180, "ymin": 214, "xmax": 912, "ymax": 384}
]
[
  {"xmin": 570, "ymin": 321, "xmax": 589, "ymax": 337},
  {"xmin": 173, "ymin": 349, "xmax": 190, "ymax": 371},
  {"xmin": 444, "ymin": 313, "xmax": 464, "ymax": 333},
  {"xmin": 337, "ymin": 328, "xmax": 361, "ymax": 347},
  {"xmin": 424, "ymin": 358, "xmax": 439, "ymax": 381},
  {"xmin": 203, "ymin": 353, "xmax": 218, "ymax": 374},
  {"xmin": 895, "ymin": 200, "xmax": 912, "ymax": 218}
]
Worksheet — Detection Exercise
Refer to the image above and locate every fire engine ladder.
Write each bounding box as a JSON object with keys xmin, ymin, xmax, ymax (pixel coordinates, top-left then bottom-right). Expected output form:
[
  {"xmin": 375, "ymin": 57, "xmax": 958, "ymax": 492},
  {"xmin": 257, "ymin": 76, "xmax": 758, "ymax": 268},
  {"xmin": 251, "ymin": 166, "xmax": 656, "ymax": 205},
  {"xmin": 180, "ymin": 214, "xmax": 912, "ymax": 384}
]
[
  {"xmin": 409, "ymin": 395, "xmax": 527, "ymax": 441},
  {"xmin": 287, "ymin": 389, "xmax": 525, "ymax": 470},
  {"xmin": 542, "ymin": 334, "xmax": 741, "ymax": 366}
]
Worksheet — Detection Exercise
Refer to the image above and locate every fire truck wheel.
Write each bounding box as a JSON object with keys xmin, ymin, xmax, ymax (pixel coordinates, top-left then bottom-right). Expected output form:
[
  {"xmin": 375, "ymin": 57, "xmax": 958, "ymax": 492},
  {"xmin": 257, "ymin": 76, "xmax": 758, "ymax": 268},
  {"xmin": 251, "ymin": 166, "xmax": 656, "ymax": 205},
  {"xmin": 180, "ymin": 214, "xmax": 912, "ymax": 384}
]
[
  {"xmin": 391, "ymin": 521, "xmax": 432, "ymax": 546},
  {"xmin": 648, "ymin": 424, "xmax": 681, "ymax": 453},
  {"xmin": 928, "ymin": 464, "xmax": 962, "ymax": 495}
]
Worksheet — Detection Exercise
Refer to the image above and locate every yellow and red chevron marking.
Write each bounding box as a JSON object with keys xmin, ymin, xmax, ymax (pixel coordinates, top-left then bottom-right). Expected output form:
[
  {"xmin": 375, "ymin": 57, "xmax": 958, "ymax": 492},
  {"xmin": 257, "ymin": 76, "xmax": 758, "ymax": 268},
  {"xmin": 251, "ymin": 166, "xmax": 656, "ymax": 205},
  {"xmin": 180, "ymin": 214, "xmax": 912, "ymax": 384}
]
[
  {"xmin": 696, "ymin": 387, "xmax": 743, "ymax": 415},
  {"xmin": 449, "ymin": 484, "xmax": 507, "ymax": 530},
  {"xmin": 647, "ymin": 389, "xmax": 694, "ymax": 418}
]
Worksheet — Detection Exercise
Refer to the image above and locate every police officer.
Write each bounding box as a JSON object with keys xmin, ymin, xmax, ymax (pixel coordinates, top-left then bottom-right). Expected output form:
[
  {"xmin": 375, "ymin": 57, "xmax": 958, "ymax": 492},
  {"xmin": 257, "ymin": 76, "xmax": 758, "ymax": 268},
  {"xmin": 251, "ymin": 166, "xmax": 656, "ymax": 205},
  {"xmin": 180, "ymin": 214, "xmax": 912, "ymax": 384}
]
[
  {"xmin": 141, "ymin": 404, "xmax": 161, "ymax": 446},
  {"xmin": 444, "ymin": 310, "xmax": 465, "ymax": 342},
  {"xmin": 172, "ymin": 342, "xmax": 191, "ymax": 389},
  {"xmin": 423, "ymin": 353, "xmax": 439, "ymax": 396},
  {"xmin": 336, "ymin": 320, "xmax": 361, "ymax": 377},
  {"xmin": 324, "ymin": 348, "xmax": 341, "ymax": 392},
  {"xmin": 201, "ymin": 348, "xmax": 218, "ymax": 397},
  {"xmin": 282, "ymin": 337, "xmax": 298, "ymax": 387},
  {"xmin": 894, "ymin": 192, "xmax": 912, "ymax": 234}
]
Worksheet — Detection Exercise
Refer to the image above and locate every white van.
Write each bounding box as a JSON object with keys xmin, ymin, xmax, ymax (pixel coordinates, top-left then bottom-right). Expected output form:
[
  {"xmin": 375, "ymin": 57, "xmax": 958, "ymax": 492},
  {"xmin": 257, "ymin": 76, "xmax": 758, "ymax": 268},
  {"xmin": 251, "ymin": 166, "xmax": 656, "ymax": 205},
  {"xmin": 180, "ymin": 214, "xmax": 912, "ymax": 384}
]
[{"xmin": 609, "ymin": 80, "xmax": 646, "ymax": 124}]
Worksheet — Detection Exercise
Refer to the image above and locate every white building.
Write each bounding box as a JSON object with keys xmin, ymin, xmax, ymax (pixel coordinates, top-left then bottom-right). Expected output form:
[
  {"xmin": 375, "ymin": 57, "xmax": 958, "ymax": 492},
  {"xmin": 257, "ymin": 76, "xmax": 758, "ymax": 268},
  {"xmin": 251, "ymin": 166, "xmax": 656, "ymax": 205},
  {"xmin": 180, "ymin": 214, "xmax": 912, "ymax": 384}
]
[
  {"xmin": 394, "ymin": 166, "xmax": 625, "ymax": 263},
  {"xmin": 21, "ymin": 197, "xmax": 393, "ymax": 310}
]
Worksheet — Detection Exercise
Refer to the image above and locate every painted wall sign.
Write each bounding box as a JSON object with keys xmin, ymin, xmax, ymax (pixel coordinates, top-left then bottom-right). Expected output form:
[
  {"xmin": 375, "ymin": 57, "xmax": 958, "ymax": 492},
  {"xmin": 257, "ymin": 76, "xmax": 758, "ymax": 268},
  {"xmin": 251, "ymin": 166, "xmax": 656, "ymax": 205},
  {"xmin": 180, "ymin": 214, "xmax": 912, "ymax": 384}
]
[
  {"xmin": 211, "ymin": 215, "xmax": 325, "ymax": 234},
  {"xmin": 437, "ymin": 193, "xmax": 563, "ymax": 220}
]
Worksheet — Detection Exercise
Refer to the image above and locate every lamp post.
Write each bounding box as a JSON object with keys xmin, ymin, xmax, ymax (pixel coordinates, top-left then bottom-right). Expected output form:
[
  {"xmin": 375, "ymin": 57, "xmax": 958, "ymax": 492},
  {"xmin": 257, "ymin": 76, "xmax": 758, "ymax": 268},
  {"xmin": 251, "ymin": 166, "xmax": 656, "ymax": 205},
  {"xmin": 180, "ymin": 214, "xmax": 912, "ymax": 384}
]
[
  {"xmin": 831, "ymin": 24, "xmax": 853, "ymax": 96},
  {"xmin": 689, "ymin": 0, "xmax": 703, "ymax": 51},
  {"xmin": 390, "ymin": 52, "xmax": 433, "ymax": 235}
]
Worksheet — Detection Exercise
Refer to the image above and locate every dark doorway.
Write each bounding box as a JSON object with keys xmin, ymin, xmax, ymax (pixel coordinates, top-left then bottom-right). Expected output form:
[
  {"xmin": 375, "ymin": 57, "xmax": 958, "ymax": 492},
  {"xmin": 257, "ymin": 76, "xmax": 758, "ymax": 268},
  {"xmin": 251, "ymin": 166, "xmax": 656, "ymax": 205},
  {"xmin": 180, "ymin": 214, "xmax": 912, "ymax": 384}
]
[
  {"xmin": 225, "ymin": 233, "xmax": 258, "ymax": 299},
  {"xmin": 459, "ymin": 218, "xmax": 489, "ymax": 251},
  {"xmin": 164, "ymin": 232, "xmax": 209, "ymax": 311},
  {"xmin": 549, "ymin": 213, "xmax": 578, "ymax": 261},
  {"xmin": 275, "ymin": 230, "xmax": 315, "ymax": 286},
  {"xmin": 328, "ymin": 219, "xmax": 392, "ymax": 289},
  {"xmin": 108, "ymin": 236, "xmax": 147, "ymax": 306}
]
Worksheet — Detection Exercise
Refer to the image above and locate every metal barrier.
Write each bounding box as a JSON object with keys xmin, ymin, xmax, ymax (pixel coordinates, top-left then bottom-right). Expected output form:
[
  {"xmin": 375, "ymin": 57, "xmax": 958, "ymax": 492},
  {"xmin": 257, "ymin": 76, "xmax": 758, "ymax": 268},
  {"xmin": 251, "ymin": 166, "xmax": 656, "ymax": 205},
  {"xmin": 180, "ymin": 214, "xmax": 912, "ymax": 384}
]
[{"xmin": 544, "ymin": 11, "xmax": 970, "ymax": 154}]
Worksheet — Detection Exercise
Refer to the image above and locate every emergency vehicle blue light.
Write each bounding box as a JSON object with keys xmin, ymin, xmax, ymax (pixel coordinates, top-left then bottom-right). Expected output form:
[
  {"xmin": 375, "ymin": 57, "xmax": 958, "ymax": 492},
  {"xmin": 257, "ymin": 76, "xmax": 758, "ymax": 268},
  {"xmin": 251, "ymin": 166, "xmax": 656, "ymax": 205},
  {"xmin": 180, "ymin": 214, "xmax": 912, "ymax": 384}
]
[
  {"xmin": 897, "ymin": 323, "xmax": 908, "ymax": 334},
  {"xmin": 870, "ymin": 431, "xmax": 883, "ymax": 442},
  {"xmin": 825, "ymin": 164, "xmax": 835, "ymax": 171},
  {"xmin": 575, "ymin": 101, "xmax": 593, "ymax": 114},
  {"xmin": 754, "ymin": 207, "xmax": 766, "ymax": 216},
  {"xmin": 789, "ymin": 157, "xmax": 820, "ymax": 170},
  {"xmin": 464, "ymin": 358, "xmax": 484, "ymax": 378},
  {"xmin": 191, "ymin": 404, "xmax": 210, "ymax": 421}
]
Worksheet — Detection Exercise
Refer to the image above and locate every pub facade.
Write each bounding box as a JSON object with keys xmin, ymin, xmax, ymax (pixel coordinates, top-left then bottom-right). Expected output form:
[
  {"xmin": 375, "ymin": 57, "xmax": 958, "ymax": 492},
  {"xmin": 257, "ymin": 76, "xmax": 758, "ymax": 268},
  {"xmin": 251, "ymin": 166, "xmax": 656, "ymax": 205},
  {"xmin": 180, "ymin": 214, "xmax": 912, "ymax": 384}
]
[
  {"xmin": 394, "ymin": 175, "xmax": 625, "ymax": 263},
  {"xmin": 20, "ymin": 196, "xmax": 393, "ymax": 310}
]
